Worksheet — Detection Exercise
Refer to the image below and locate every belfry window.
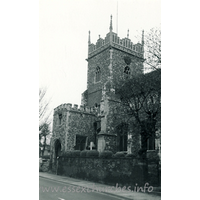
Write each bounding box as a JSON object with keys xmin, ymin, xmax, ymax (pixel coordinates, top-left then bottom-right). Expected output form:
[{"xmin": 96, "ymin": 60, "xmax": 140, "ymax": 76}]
[
  {"xmin": 124, "ymin": 66, "xmax": 130, "ymax": 75},
  {"xmin": 95, "ymin": 66, "xmax": 101, "ymax": 82}
]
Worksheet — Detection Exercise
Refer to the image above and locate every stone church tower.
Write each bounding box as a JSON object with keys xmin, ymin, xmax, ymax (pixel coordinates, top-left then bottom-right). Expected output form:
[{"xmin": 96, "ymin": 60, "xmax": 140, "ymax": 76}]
[
  {"xmin": 82, "ymin": 15, "xmax": 144, "ymax": 107},
  {"xmin": 81, "ymin": 15, "xmax": 144, "ymax": 152},
  {"xmin": 50, "ymin": 16, "xmax": 145, "ymax": 169}
]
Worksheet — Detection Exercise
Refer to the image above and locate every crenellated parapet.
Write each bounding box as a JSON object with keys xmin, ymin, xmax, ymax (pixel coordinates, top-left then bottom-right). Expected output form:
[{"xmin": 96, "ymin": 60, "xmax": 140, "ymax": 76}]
[
  {"xmin": 53, "ymin": 103, "xmax": 100, "ymax": 116},
  {"xmin": 88, "ymin": 16, "xmax": 144, "ymax": 59},
  {"xmin": 88, "ymin": 33, "xmax": 143, "ymax": 59}
]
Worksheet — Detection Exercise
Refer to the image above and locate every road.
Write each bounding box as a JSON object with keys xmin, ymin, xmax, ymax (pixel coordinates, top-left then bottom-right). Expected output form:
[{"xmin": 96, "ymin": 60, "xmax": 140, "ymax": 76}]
[{"xmin": 39, "ymin": 177, "xmax": 125, "ymax": 200}]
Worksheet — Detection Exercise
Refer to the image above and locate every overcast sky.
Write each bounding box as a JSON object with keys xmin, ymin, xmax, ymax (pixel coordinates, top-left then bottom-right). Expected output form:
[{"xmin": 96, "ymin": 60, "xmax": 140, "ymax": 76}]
[
  {"xmin": 39, "ymin": 0, "xmax": 161, "ymax": 114},
  {"xmin": 1, "ymin": 1, "xmax": 198, "ymax": 194}
]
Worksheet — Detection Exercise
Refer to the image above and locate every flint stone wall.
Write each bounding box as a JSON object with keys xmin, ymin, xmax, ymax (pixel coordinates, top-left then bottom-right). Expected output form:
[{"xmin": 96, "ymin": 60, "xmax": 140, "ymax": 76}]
[{"xmin": 57, "ymin": 157, "xmax": 160, "ymax": 187}]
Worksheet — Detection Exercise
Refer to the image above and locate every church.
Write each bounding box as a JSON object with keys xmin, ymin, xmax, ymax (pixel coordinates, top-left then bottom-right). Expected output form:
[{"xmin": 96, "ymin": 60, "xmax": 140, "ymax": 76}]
[{"xmin": 50, "ymin": 16, "xmax": 160, "ymax": 165}]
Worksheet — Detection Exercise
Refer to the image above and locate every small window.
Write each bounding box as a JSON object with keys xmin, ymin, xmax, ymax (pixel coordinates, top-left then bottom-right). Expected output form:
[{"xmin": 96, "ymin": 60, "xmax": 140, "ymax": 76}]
[
  {"xmin": 58, "ymin": 114, "xmax": 62, "ymax": 125},
  {"xmin": 124, "ymin": 66, "xmax": 130, "ymax": 75},
  {"xmin": 95, "ymin": 66, "xmax": 101, "ymax": 82}
]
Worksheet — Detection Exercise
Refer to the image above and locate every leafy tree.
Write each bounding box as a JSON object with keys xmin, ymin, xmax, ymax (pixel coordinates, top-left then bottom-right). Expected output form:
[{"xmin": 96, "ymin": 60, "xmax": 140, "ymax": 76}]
[
  {"xmin": 109, "ymin": 27, "xmax": 161, "ymax": 157},
  {"xmin": 115, "ymin": 69, "xmax": 161, "ymax": 156}
]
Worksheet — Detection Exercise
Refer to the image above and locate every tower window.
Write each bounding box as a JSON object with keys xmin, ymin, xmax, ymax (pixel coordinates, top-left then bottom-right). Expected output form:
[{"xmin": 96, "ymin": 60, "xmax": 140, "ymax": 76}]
[
  {"xmin": 124, "ymin": 66, "xmax": 130, "ymax": 75},
  {"xmin": 58, "ymin": 114, "xmax": 62, "ymax": 125},
  {"xmin": 95, "ymin": 66, "xmax": 101, "ymax": 82}
]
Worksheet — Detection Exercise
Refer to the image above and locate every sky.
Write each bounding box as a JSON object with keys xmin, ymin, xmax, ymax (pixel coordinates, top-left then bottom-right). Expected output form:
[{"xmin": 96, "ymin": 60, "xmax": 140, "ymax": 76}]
[
  {"xmin": 2, "ymin": 2, "xmax": 200, "ymax": 196},
  {"xmin": 1, "ymin": 1, "xmax": 199, "ymax": 197},
  {"xmin": 39, "ymin": 0, "xmax": 161, "ymax": 117}
]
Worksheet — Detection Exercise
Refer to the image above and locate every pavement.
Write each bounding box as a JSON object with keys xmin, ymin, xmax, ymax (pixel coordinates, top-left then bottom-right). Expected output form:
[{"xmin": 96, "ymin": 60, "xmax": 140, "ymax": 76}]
[{"xmin": 39, "ymin": 172, "xmax": 161, "ymax": 200}]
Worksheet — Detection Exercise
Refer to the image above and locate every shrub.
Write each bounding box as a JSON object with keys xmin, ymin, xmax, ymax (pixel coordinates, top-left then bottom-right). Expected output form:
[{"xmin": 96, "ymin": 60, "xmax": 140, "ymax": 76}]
[
  {"xmin": 147, "ymin": 151, "xmax": 160, "ymax": 162},
  {"xmin": 138, "ymin": 149, "xmax": 147, "ymax": 159},
  {"xmin": 99, "ymin": 151, "xmax": 113, "ymax": 158},
  {"xmin": 114, "ymin": 152, "xmax": 125, "ymax": 158},
  {"xmin": 112, "ymin": 154, "xmax": 116, "ymax": 158},
  {"xmin": 71, "ymin": 150, "xmax": 81, "ymax": 157},
  {"xmin": 63, "ymin": 151, "xmax": 72, "ymax": 157},
  {"xmin": 42, "ymin": 155, "xmax": 50, "ymax": 159},
  {"xmin": 80, "ymin": 150, "xmax": 89, "ymax": 157},
  {"xmin": 125, "ymin": 153, "xmax": 137, "ymax": 158},
  {"xmin": 86, "ymin": 150, "xmax": 99, "ymax": 158}
]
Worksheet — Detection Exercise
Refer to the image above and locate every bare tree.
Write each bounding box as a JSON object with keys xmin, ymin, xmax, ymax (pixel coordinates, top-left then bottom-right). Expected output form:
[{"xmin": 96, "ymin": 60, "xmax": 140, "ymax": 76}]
[
  {"xmin": 39, "ymin": 87, "xmax": 51, "ymax": 125},
  {"xmin": 136, "ymin": 27, "xmax": 161, "ymax": 72},
  {"xmin": 39, "ymin": 122, "xmax": 51, "ymax": 156},
  {"xmin": 144, "ymin": 28, "xmax": 161, "ymax": 71},
  {"xmin": 144, "ymin": 28, "xmax": 161, "ymax": 72},
  {"xmin": 39, "ymin": 87, "xmax": 52, "ymax": 156}
]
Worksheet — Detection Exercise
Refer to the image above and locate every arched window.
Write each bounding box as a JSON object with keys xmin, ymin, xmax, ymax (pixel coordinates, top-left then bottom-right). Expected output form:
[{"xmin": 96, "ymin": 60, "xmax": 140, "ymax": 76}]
[
  {"xmin": 141, "ymin": 135, "xmax": 155, "ymax": 151},
  {"xmin": 95, "ymin": 66, "xmax": 101, "ymax": 82},
  {"xmin": 117, "ymin": 123, "xmax": 128, "ymax": 151},
  {"xmin": 124, "ymin": 66, "xmax": 130, "ymax": 75}
]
